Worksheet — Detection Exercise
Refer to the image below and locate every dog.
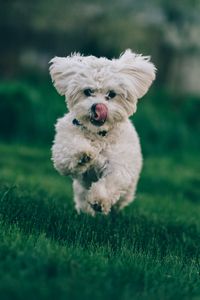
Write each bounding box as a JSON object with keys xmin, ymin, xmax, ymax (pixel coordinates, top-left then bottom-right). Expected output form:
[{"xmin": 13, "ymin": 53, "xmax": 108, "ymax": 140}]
[{"xmin": 49, "ymin": 49, "xmax": 156, "ymax": 216}]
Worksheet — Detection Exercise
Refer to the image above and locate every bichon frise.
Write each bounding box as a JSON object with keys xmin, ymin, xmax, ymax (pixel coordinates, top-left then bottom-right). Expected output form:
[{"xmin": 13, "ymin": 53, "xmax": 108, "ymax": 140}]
[{"xmin": 49, "ymin": 49, "xmax": 156, "ymax": 216}]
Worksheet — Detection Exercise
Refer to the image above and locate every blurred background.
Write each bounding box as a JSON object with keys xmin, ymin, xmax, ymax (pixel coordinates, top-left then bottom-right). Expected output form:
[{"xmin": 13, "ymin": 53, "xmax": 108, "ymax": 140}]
[{"xmin": 0, "ymin": 0, "xmax": 200, "ymax": 154}]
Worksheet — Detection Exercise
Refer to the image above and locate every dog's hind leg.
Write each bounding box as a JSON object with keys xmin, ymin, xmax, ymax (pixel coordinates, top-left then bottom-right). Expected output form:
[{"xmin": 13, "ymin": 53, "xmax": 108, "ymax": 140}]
[
  {"xmin": 73, "ymin": 179, "xmax": 95, "ymax": 216},
  {"xmin": 115, "ymin": 180, "xmax": 138, "ymax": 211}
]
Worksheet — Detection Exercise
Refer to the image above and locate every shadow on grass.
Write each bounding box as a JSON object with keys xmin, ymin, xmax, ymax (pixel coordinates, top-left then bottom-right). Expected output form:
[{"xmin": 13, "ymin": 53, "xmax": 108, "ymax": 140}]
[{"xmin": 0, "ymin": 185, "xmax": 199, "ymax": 263}]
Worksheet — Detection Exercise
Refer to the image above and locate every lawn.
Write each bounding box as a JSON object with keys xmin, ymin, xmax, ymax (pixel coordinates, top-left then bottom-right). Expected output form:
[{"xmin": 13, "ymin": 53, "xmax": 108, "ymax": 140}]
[{"xmin": 0, "ymin": 142, "xmax": 199, "ymax": 300}]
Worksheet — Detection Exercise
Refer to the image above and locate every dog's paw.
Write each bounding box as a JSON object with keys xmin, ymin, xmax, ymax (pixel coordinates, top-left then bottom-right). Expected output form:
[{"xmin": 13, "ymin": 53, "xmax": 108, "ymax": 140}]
[
  {"xmin": 89, "ymin": 202, "xmax": 102, "ymax": 213},
  {"xmin": 57, "ymin": 150, "xmax": 96, "ymax": 176},
  {"xmin": 88, "ymin": 200, "xmax": 111, "ymax": 215},
  {"xmin": 72, "ymin": 150, "xmax": 95, "ymax": 174},
  {"xmin": 87, "ymin": 183, "xmax": 111, "ymax": 215},
  {"xmin": 75, "ymin": 201, "xmax": 96, "ymax": 217},
  {"xmin": 77, "ymin": 152, "xmax": 93, "ymax": 166}
]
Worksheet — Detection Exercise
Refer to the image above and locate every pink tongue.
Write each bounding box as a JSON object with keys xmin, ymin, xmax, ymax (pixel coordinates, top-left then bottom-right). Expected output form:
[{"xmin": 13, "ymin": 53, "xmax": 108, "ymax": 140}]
[{"xmin": 94, "ymin": 103, "xmax": 108, "ymax": 121}]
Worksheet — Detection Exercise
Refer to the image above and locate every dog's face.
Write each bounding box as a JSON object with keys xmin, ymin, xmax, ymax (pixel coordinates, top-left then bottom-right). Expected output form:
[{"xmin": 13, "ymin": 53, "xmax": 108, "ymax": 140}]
[{"xmin": 49, "ymin": 49, "xmax": 156, "ymax": 132}]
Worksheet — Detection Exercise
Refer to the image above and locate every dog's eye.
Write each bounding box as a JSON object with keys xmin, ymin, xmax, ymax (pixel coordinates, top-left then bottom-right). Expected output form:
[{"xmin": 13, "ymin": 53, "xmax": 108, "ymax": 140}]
[
  {"xmin": 106, "ymin": 91, "xmax": 116, "ymax": 99},
  {"xmin": 83, "ymin": 88, "xmax": 94, "ymax": 97}
]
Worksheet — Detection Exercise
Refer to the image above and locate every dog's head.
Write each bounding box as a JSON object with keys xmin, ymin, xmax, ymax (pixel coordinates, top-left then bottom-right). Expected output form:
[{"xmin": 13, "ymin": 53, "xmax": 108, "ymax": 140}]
[{"xmin": 49, "ymin": 49, "xmax": 156, "ymax": 132}]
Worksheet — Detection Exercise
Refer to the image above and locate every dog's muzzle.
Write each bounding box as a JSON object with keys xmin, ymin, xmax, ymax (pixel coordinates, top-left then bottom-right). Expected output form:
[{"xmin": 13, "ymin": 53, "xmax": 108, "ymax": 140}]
[{"xmin": 90, "ymin": 103, "xmax": 108, "ymax": 127}]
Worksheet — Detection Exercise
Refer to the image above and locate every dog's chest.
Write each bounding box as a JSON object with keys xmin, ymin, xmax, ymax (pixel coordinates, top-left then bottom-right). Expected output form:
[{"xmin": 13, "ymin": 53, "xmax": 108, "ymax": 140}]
[{"xmin": 86, "ymin": 130, "xmax": 118, "ymax": 153}]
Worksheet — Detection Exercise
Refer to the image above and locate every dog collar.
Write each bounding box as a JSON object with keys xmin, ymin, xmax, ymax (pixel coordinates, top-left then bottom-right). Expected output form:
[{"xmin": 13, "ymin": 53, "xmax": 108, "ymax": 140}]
[{"xmin": 72, "ymin": 118, "xmax": 107, "ymax": 137}]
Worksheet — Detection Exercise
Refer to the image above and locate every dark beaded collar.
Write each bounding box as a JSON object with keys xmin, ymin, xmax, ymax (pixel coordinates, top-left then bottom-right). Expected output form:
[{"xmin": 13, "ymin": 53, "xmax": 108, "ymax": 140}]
[{"xmin": 72, "ymin": 119, "xmax": 107, "ymax": 137}]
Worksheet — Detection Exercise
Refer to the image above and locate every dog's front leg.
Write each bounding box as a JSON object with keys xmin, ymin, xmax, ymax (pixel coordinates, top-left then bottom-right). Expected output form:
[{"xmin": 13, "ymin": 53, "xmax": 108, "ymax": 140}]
[
  {"xmin": 52, "ymin": 134, "xmax": 97, "ymax": 176},
  {"xmin": 87, "ymin": 165, "xmax": 132, "ymax": 215}
]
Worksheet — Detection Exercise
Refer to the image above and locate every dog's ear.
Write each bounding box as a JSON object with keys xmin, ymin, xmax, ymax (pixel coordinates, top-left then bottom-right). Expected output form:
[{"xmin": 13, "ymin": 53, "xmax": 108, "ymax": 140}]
[
  {"xmin": 118, "ymin": 49, "xmax": 156, "ymax": 99},
  {"xmin": 49, "ymin": 57, "xmax": 70, "ymax": 95},
  {"xmin": 50, "ymin": 55, "xmax": 83, "ymax": 96}
]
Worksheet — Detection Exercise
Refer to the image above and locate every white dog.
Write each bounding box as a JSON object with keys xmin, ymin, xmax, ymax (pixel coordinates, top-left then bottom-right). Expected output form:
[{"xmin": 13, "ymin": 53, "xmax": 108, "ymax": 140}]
[{"xmin": 49, "ymin": 49, "xmax": 156, "ymax": 216}]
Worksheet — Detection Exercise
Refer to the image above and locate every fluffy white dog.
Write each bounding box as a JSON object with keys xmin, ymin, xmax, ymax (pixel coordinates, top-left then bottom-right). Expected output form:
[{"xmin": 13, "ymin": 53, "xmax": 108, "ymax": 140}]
[{"xmin": 49, "ymin": 49, "xmax": 156, "ymax": 216}]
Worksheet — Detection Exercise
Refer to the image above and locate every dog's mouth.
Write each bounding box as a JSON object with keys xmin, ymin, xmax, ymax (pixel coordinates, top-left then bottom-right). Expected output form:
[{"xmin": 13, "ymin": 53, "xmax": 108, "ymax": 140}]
[{"xmin": 90, "ymin": 103, "xmax": 108, "ymax": 127}]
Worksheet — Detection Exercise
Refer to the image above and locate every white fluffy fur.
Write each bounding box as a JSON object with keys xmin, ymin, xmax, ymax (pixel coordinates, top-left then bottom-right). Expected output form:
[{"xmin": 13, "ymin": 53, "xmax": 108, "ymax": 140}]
[{"xmin": 50, "ymin": 49, "xmax": 156, "ymax": 215}]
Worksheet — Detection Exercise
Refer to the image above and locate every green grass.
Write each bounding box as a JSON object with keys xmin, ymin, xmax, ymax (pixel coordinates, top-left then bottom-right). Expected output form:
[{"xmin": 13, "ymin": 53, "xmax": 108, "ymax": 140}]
[{"xmin": 0, "ymin": 143, "xmax": 199, "ymax": 300}]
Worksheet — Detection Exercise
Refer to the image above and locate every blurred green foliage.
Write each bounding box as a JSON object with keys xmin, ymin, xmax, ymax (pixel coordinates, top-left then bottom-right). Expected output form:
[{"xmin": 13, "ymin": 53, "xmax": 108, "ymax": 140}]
[
  {"xmin": 0, "ymin": 83, "xmax": 37, "ymax": 141},
  {"xmin": 0, "ymin": 81, "xmax": 65, "ymax": 143},
  {"xmin": 133, "ymin": 89, "xmax": 200, "ymax": 155}
]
